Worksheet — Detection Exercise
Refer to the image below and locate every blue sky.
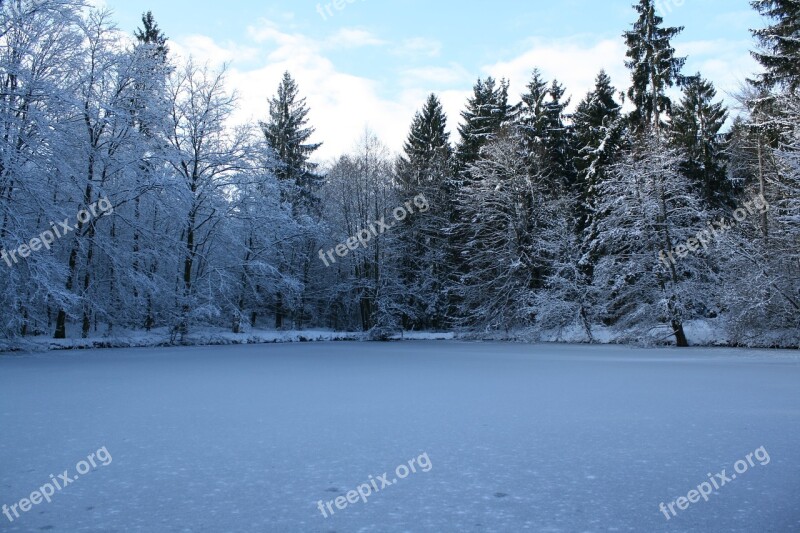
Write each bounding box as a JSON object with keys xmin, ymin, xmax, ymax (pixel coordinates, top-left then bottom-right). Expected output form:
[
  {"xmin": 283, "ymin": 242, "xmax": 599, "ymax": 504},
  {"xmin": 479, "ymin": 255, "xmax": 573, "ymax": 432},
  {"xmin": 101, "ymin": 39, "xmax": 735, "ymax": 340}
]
[{"xmin": 95, "ymin": 0, "xmax": 763, "ymax": 160}]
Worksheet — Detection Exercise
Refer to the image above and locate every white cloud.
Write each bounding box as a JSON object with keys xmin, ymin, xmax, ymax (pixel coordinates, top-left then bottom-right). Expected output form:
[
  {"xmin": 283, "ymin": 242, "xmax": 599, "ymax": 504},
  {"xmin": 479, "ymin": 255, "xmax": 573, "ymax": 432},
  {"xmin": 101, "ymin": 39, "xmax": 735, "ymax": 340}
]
[
  {"xmin": 400, "ymin": 64, "xmax": 472, "ymax": 86},
  {"xmin": 171, "ymin": 35, "xmax": 260, "ymax": 66},
  {"xmin": 677, "ymin": 39, "xmax": 759, "ymax": 99},
  {"xmin": 167, "ymin": 21, "xmax": 413, "ymax": 161},
  {"xmin": 391, "ymin": 37, "xmax": 443, "ymax": 59},
  {"xmin": 325, "ymin": 28, "xmax": 386, "ymax": 49},
  {"xmin": 165, "ymin": 21, "xmax": 752, "ymax": 162},
  {"xmin": 484, "ymin": 38, "xmax": 631, "ymax": 111}
]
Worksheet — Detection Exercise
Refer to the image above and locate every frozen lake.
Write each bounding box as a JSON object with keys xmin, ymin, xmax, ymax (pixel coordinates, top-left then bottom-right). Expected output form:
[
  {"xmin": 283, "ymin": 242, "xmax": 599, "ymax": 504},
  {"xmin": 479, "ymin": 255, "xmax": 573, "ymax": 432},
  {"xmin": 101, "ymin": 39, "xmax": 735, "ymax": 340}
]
[{"xmin": 1, "ymin": 341, "xmax": 798, "ymax": 532}]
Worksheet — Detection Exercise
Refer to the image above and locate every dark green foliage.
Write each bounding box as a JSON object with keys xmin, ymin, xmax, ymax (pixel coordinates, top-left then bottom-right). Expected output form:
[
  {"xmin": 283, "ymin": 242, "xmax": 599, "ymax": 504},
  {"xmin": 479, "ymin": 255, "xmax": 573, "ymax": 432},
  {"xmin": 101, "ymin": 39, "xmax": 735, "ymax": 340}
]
[
  {"xmin": 671, "ymin": 75, "xmax": 732, "ymax": 209},
  {"xmin": 572, "ymin": 70, "xmax": 623, "ymax": 236},
  {"xmin": 261, "ymin": 72, "xmax": 322, "ymax": 207},
  {"xmin": 396, "ymin": 94, "xmax": 454, "ymax": 329},
  {"xmin": 750, "ymin": 0, "xmax": 800, "ymax": 90},
  {"xmin": 624, "ymin": 0, "xmax": 686, "ymax": 130},
  {"xmin": 454, "ymin": 77, "xmax": 509, "ymax": 171},
  {"xmin": 135, "ymin": 11, "xmax": 168, "ymax": 62},
  {"xmin": 514, "ymin": 71, "xmax": 576, "ymax": 190}
]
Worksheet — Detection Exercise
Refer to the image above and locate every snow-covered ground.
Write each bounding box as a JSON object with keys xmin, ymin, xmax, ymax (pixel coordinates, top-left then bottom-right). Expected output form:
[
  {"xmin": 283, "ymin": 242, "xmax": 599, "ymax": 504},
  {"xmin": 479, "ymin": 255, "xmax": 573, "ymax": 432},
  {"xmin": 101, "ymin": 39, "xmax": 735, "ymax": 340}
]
[{"xmin": 1, "ymin": 342, "xmax": 798, "ymax": 532}]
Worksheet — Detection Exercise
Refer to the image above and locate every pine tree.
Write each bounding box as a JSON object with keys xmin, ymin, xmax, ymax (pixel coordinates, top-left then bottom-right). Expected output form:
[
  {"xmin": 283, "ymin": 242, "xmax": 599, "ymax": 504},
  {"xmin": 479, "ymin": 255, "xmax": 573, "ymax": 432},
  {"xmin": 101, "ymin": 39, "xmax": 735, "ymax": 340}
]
[
  {"xmin": 132, "ymin": 11, "xmax": 170, "ymax": 331},
  {"xmin": 397, "ymin": 94, "xmax": 452, "ymax": 189},
  {"xmin": 573, "ymin": 70, "xmax": 623, "ymax": 235},
  {"xmin": 543, "ymin": 80, "xmax": 575, "ymax": 187},
  {"xmin": 564, "ymin": 71, "xmax": 624, "ymax": 334},
  {"xmin": 261, "ymin": 72, "xmax": 322, "ymax": 207},
  {"xmin": 449, "ymin": 77, "xmax": 510, "ymax": 317},
  {"xmin": 592, "ymin": 135, "xmax": 710, "ymax": 347},
  {"xmin": 514, "ymin": 69, "xmax": 549, "ymax": 150},
  {"xmin": 514, "ymin": 71, "xmax": 575, "ymax": 190},
  {"xmin": 624, "ymin": 0, "xmax": 686, "ymax": 131},
  {"xmin": 261, "ymin": 72, "xmax": 323, "ymax": 329},
  {"xmin": 454, "ymin": 77, "xmax": 509, "ymax": 171},
  {"xmin": 750, "ymin": 0, "xmax": 800, "ymax": 90},
  {"xmin": 454, "ymin": 130, "xmax": 560, "ymax": 330},
  {"xmin": 395, "ymin": 94, "xmax": 453, "ymax": 329},
  {"xmin": 671, "ymin": 74, "xmax": 732, "ymax": 209},
  {"xmin": 135, "ymin": 11, "xmax": 168, "ymax": 62},
  {"xmin": 536, "ymin": 73, "xmax": 624, "ymax": 342}
]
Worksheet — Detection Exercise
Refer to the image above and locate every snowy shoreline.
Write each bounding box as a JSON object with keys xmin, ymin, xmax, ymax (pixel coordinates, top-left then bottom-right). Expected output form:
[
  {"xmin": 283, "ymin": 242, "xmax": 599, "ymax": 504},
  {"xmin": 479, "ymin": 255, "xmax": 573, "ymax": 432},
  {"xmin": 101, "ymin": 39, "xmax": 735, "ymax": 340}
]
[{"xmin": 1, "ymin": 322, "xmax": 797, "ymax": 354}]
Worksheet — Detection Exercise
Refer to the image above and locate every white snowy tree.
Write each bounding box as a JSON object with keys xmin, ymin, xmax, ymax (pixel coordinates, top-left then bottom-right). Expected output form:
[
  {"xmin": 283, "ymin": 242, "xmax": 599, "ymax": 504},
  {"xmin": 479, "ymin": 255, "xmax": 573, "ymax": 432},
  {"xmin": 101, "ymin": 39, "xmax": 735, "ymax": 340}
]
[
  {"xmin": 454, "ymin": 130, "xmax": 561, "ymax": 332},
  {"xmin": 0, "ymin": 0, "xmax": 85, "ymax": 338},
  {"xmin": 318, "ymin": 130, "xmax": 404, "ymax": 335},
  {"xmin": 717, "ymin": 91, "xmax": 800, "ymax": 346},
  {"xmin": 165, "ymin": 61, "xmax": 253, "ymax": 337},
  {"xmin": 592, "ymin": 134, "xmax": 713, "ymax": 346}
]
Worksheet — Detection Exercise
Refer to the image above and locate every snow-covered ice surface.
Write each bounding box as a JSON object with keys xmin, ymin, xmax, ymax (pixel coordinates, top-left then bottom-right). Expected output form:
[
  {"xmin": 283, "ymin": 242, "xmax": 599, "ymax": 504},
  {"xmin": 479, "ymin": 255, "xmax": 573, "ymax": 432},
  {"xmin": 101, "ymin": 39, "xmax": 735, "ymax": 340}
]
[{"xmin": 1, "ymin": 341, "xmax": 798, "ymax": 532}]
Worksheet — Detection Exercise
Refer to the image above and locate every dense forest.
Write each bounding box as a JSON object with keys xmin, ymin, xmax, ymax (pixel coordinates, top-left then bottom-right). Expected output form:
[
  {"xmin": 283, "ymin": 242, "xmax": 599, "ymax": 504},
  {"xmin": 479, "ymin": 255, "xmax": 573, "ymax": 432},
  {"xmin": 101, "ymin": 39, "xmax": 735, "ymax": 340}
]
[{"xmin": 0, "ymin": 0, "xmax": 798, "ymax": 347}]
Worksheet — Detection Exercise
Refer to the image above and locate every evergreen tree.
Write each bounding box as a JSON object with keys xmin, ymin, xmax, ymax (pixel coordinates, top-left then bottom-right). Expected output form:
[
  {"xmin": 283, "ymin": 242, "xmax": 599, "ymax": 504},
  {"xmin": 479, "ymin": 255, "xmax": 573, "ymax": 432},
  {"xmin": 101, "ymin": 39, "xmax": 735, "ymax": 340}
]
[
  {"xmin": 261, "ymin": 72, "xmax": 322, "ymax": 329},
  {"xmin": 135, "ymin": 11, "xmax": 168, "ymax": 62},
  {"xmin": 671, "ymin": 74, "xmax": 732, "ymax": 209},
  {"xmin": 395, "ymin": 94, "xmax": 453, "ymax": 329},
  {"xmin": 573, "ymin": 70, "xmax": 623, "ymax": 234},
  {"xmin": 454, "ymin": 130, "xmax": 561, "ymax": 330},
  {"xmin": 538, "ymin": 73, "xmax": 624, "ymax": 341},
  {"xmin": 454, "ymin": 77, "xmax": 509, "ymax": 171},
  {"xmin": 261, "ymin": 72, "xmax": 322, "ymax": 207},
  {"xmin": 397, "ymin": 94, "xmax": 452, "ymax": 188},
  {"xmin": 449, "ymin": 77, "xmax": 510, "ymax": 316},
  {"xmin": 567, "ymin": 71, "xmax": 624, "ymax": 330},
  {"xmin": 592, "ymin": 135, "xmax": 710, "ymax": 347},
  {"xmin": 131, "ymin": 11, "xmax": 170, "ymax": 331},
  {"xmin": 542, "ymin": 80, "xmax": 575, "ymax": 187},
  {"xmin": 514, "ymin": 69, "xmax": 549, "ymax": 150},
  {"xmin": 624, "ymin": 0, "xmax": 686, "ymax": 131},
  {"xmin": 514, "ymin": 71, "xmax": 575, "ymax": 190},
  {"xmin": 750, "ymin": 0, "xmax": 800, "ymax": 90}
]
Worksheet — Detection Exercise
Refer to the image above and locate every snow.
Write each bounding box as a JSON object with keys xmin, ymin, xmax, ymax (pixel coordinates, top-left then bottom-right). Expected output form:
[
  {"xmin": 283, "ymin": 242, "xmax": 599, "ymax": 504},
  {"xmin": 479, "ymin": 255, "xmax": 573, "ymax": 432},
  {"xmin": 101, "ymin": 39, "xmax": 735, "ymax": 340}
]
[
  {"xmin": 0, "ymin": 328, "xmax": 365, "ymax": 353},
  {"xmin": 1, "ymin": 341, "xmax": 799, "ymax": 532}
]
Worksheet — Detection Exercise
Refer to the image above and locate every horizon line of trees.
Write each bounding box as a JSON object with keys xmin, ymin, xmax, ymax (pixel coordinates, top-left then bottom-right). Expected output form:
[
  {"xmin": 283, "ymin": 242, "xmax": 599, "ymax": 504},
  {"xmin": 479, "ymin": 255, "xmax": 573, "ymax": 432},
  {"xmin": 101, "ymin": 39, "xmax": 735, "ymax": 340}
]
[{"xmin": 0, "ymin": 0, "xmax": 797, "ymax": 347}]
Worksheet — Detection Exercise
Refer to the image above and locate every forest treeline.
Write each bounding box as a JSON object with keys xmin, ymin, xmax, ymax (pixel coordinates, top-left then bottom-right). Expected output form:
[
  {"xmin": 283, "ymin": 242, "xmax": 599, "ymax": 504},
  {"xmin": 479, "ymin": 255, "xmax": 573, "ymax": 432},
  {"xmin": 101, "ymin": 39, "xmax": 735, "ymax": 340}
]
[{"xmin": 0, "ymin": 0, "xmax": 797, "ymax": 346}]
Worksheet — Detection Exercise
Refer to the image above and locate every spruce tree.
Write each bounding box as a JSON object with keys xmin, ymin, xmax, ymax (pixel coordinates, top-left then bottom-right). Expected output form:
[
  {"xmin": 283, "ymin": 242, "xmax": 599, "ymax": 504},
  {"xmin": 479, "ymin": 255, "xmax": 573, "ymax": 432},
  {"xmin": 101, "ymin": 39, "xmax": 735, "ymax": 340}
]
[
  {"xmin": 543, "ymin": 79, "xmax": 575, "ymax": 188},
  {"xmin": 514, "ymin": 71, "xmax": 575, "ymax": 189},
  {"xmin": 261, "ymin": 72, "xmax": 322, "ymax": 206},
  {"xmin": 515, "ymin": 69, "xmax": 549, "ymax": 146},
  {"xmin": 454, "ymin": 77, "xmax": 509, "ymax": 171},
  {"xmin": 135, "ymin": 11, "xmax": 168, "ymax": 62},
  {"xmin": 395, "ymin": 94, "xmax": 453, "ymax": 329},
  {"xmin": 449, "ymin": 77, "xmax": 510, "ymax": 316},
  {"xmin": 132, "ymin": 11, "xmax": 170, "ymax": 331},
  {"xmin": 261, "ymin": 72, "xmax": 322, "ymax": 329},
  {"xmin": 671, "ymin": 74, "xmax": 731, "ymax": 209},
  {"xmin": 750, "ymin": 0, "xmax": 800, "ymax": 90},
  {"xmin": 573, "ymin": 71, "xmax": 623, "ymax": 225},
  {"xmin": 572, "ymin": 70, "xmax": 623, "ymax": 254},
  {"xmin": 397, "ymin": 94, "xmax": 452, "ymax": 188},
  {"xmin": 624, "ymin": 0, "xmax": 686, "ymax": 131}
]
